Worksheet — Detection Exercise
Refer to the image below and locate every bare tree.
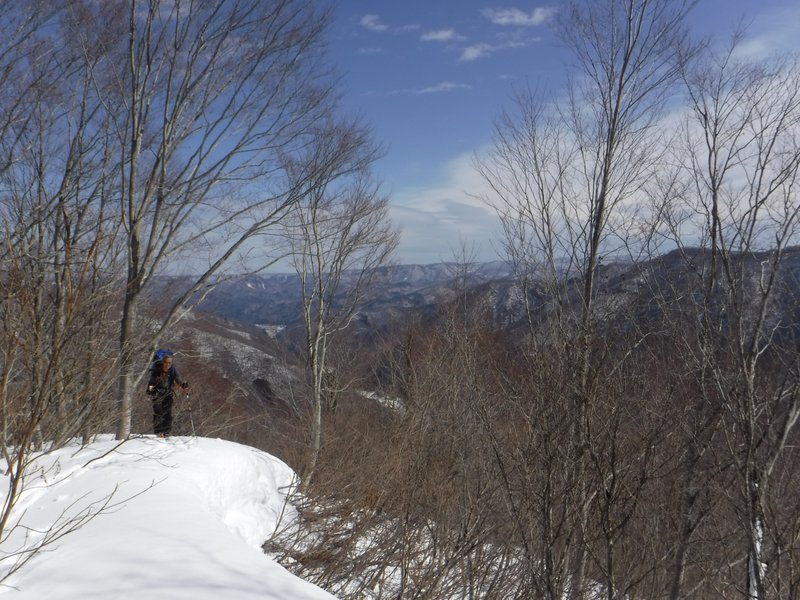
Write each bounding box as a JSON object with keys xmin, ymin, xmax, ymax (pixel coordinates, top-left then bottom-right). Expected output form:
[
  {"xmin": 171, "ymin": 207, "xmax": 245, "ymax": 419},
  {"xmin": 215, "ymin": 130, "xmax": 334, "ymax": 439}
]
[
  {"xmin": 0, "ymin": 0, "xmax": 124, "ymax": 563},
  {"xmin": 53, "ymin": 0, "xmax": 356, "ymax": 439},
  {"xmin": 281, "ymin": 120, "xmax": 398, "ymax": 489},
  {"xmin": 668, "ymin": 41, "xmax": 800, "ymax": 599},
  {"xmin": 267, "ymin": 285, "xmax": 523, "ymax": 599},
  {"xmin": 476, "ymin": 1, "xmax": 698, "ymax": 597},
  {"xmin": 0, "ymin": 1, "xmax": 66, "ymax": 179}
]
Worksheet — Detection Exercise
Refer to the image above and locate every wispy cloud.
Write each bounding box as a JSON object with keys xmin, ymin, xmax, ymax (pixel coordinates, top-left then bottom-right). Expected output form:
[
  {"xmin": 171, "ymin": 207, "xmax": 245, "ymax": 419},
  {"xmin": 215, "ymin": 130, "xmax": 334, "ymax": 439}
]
[
  {"xmin": 390, "ymin": 151, "xmax": 502, "ymax": 265},
  {"xmin": 417, "ymin": 81, "xmax": 471, "ymax": 94},
  {"xmin": 399, "ymin": 24, "xmax": 422, "ymax": 33},
  {"xmin": 387, "ymin": 81, "xmax": 472, "ymax": 95},
  {"xmin": 356, "ymin": 47, "xmax": 384, "ymax": 55},
  {"xmin": 360, "ymin": 14, "xmax": 388, "ymax": 32},
  {"xmin": 459, "ymin": 40, "xmax": 527, "ymax": 62},
  {"xmin": 482, "ymin": 7, "xmax": 557, "ymax": 27},
  {"xmin": 359, "ymin": 15, "xmax": 422, "ymax": 36},
  {"xmin": 421, "ymin": 29, "xmax": 465, "ymax": 42},
  {"xmin": 460, "ymin": 43, "xmax": 493, "ymax": 61},
  {"xmin": 729, "ymin": 4, "xmax": 800, "ymax": 60}
]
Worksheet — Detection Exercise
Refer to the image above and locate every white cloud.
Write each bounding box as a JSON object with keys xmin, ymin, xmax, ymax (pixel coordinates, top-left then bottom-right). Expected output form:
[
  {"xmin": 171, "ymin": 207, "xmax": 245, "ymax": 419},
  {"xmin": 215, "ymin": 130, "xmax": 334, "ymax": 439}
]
[
  {"xmin": 421, "ymin": 29, "xmax": 465, "ymax": 42},
  {"xmin": 390, "ymin": 152, "xmax": 502, "ymax": 265},
  {"xmin": 357, "ymin": 47, "xmax": 384, "ymax": 55},
  {"xmin": 459, "ymin": 40, "xmax": 528, "ymax": 62},
  {"xmin": 388, "ymin": 81, "xmax": 472, "ymax": 95},
  {"xmin": 360, "ymin": 14, "xmax": 388, "ymax": 31},
  {"xmin": 482, "ymin": 7, "xmax": 557, "ymax": 27},
  {"xmin": 460, "ymin": 43, "xmax": 493, "ymax": 61},
  {"xmin": 458, "ymin": 38, "xmax": 541, "ymax": 62},
  {"xmin": 417, "ymin": 81, "xmax": 471, "ymax": 94},
  {"xmin": 728, "ymin": 4, "xmax": 800, "ymax": 60}
]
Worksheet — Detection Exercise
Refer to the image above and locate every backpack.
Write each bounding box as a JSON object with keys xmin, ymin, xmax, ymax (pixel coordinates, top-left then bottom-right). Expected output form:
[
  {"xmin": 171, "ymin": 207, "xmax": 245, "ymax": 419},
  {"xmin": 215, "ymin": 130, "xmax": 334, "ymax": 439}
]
[
  {"xmin": 150, "ymin": 348, "xmax": 175, "ymax": 375},
  {"xmin": 152, "ymin": 348, "xmax": 174, "ymax": 364},
  {"xmin": 147, "ymin": 349, "xmax": 175, "ymax": 395}
]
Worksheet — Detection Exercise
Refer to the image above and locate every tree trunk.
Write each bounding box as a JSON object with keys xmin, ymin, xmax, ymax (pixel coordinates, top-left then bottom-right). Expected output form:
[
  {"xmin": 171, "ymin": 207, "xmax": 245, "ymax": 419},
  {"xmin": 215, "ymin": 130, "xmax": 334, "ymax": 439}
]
[{"xmin": 115, "ymin": 290, "xmax": 138, "ymax": 439}]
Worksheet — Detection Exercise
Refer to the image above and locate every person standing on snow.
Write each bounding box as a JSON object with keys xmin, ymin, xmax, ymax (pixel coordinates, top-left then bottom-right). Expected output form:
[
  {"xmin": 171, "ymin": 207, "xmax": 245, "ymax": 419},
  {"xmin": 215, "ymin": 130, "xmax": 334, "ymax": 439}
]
[{"xmin": 146, "ymin": 350, "xmax": 189, "ymax": 437}]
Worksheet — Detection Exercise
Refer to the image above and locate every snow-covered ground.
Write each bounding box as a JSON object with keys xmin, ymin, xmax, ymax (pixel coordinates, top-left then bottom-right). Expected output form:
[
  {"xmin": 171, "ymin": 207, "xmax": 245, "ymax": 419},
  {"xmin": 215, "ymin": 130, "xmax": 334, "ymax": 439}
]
[{"xmin": 0, "ymin": 436, "xmax": 335, "ymax": 599}]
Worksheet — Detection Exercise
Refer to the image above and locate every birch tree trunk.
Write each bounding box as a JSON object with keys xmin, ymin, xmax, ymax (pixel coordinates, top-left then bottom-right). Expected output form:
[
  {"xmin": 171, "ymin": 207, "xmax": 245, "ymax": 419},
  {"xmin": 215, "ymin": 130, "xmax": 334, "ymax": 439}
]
[{"xmin": 282, "ymin": 124, "xmax": 398, "ymax": 490}]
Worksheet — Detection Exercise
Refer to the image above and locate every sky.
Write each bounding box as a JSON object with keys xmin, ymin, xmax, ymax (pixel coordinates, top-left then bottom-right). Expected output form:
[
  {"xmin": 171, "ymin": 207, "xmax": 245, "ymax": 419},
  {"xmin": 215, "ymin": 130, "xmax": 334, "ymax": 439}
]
[
  {"xmin": 0, "ymin": 436, "xmax": 334, "ymax": 599},
  {"xmin": 325, "ymin": 0, "xmax": 800, "ymax": 266}
]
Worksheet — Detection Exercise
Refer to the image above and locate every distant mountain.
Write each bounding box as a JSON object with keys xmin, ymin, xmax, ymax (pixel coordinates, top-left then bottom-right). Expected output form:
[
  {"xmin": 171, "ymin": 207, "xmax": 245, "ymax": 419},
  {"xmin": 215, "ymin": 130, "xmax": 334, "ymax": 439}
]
[
  {"xmin": 196, "ymin": 261, "xmax": 514, "ymax": 329},
  {"xmin": 154, "ymin": 261, "xmax": 514, "ymax": 417},
  {"xmin": 458, "ymin": 246, "xmax": 800, "ymax": 344},
  {"xmin": 191, "ymin": 248, "xmax": 800, "ymax": 341}
]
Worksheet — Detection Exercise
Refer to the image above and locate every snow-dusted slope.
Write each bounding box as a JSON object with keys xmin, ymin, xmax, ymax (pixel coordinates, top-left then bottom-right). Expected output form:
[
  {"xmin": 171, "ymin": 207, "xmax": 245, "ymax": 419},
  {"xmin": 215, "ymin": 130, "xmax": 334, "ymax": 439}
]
[{"xmin": 0, "ymin": 436, "xmax": 335, "ymax": 599}]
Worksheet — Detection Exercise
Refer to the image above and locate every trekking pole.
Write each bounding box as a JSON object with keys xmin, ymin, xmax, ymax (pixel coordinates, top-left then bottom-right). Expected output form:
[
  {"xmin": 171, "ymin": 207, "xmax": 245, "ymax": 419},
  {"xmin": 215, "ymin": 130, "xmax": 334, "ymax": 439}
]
[{"xmin": 186, "ymin": 392, "xmax": 196, "ymax": 437}]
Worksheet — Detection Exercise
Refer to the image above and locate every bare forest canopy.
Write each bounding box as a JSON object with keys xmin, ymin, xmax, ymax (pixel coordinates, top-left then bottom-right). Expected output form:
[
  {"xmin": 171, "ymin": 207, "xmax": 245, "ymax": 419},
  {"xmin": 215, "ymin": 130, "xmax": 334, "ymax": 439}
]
[{"xmin": 2, "ymin": 0, "xmax": 800, "ymax": 598}]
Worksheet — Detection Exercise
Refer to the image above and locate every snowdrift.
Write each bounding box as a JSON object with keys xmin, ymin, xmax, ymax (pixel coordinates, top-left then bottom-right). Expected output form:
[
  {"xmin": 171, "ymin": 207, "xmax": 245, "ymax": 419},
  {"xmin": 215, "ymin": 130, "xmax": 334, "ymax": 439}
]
[{"xmin": 0, "ymin": 435, "xmax": 335, "ymax": 599}]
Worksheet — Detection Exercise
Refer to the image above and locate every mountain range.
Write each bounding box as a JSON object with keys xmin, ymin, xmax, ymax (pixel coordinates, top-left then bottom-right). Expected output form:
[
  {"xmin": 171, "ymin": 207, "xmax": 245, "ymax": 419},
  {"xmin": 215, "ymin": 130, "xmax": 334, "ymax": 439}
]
[
  {"xmin": 160, "ymin": 247, "xmax": 800, "ymax": 430},
  {"xmin": 195, "ymin": 261, "xmax": 514, "ymax": 330}
]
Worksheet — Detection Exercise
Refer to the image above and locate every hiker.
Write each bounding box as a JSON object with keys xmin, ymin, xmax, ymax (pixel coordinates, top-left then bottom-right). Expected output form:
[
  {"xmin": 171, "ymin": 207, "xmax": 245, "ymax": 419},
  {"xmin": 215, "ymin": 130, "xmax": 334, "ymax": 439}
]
[{"xmin": 146, "ymin": 350, "xmax": 189, "ymax": 437}]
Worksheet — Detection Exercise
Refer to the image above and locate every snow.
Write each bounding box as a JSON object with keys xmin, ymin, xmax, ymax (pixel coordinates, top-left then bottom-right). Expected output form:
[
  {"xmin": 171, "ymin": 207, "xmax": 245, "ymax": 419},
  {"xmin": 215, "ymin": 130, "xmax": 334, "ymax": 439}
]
[{"xmin": 0, "ymin": 436, "xmax": 336, "ymax": 599}]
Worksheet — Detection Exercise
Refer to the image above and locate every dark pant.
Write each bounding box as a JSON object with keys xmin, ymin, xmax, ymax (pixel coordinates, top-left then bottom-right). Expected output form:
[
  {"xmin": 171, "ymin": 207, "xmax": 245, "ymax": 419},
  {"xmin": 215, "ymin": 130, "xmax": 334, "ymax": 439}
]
[{"xmin": 153, "ymin": 394, "xmax": 174, "ymax": 435}]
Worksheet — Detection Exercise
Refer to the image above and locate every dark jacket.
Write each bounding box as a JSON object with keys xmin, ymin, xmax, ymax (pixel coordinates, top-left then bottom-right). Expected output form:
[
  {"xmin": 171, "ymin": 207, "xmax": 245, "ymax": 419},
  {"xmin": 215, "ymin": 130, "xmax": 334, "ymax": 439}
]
[{"xmin": 147, "ymin": 364, "xmax": 187, "ymax": 399}]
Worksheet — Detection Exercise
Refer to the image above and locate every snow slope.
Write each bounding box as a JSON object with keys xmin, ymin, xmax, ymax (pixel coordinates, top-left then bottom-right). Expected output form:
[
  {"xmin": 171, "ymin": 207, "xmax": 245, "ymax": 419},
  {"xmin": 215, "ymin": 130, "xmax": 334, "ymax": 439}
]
[{"xmin": 0, "ymin": 436, "xmax": 335, "ymax": 599}]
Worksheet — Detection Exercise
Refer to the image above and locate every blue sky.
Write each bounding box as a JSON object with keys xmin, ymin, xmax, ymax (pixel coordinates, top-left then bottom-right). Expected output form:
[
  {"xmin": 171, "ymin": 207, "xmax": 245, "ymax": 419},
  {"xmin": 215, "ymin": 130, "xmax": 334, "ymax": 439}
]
[{"xmin": 326, "ymin": 1, "xmax": 800, "ymax": 266}]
